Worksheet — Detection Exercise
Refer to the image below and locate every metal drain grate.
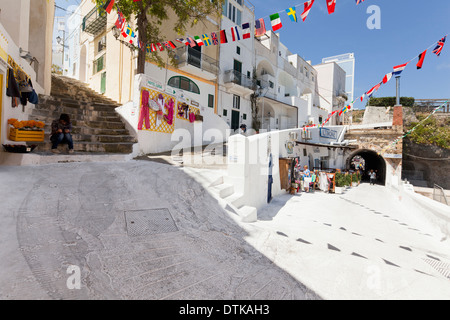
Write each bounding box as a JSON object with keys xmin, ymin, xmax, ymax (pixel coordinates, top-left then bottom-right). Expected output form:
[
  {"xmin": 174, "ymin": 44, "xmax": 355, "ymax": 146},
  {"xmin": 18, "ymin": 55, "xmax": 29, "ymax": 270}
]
[
  {"xmin": 423, "ymin": 258, "xmax": 450, "ymax": 279},
  {"xmin": 125, "ymin": 209, "xmax": 178, "ymax": 237}
]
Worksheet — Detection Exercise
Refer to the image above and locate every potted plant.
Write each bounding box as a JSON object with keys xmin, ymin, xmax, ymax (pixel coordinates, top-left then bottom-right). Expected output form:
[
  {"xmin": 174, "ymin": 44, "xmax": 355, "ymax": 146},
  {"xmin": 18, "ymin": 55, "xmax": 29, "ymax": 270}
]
[{"xmin": 334, "ymin": 173, "xmax": 346, "ymax": 194}]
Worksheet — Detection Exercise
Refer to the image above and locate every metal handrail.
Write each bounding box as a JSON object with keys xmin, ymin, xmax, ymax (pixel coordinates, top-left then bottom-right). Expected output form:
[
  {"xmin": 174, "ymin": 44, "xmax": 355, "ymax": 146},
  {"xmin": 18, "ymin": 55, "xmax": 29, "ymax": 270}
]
[
  {"xmin": 224, "ymin": 70, "xmax": 257, "ymax": 90},
  {"xmin": 433, "ymin": 184, "xmax": 449, "ymax": 205},
  {"xmin": 175, "ymin": 47, "xmax": 219, "ymax": 75}
]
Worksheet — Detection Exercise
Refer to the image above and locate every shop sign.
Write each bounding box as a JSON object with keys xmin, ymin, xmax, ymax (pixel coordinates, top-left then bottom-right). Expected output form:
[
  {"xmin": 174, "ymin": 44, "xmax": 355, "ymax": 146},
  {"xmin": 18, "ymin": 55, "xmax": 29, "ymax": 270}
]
[{"xmin": 320, "ymin": 127, "xmax": 338, "ymax": 140}]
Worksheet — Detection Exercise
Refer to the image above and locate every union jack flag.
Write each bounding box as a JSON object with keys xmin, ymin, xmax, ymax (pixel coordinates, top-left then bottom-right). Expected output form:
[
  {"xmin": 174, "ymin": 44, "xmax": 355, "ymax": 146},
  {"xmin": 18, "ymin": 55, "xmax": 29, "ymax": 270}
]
[
  {"xmin": 432, "ymin": 36, "xmax": 446, "ymax": 56},
  {"xmin": 211, "ymin": 32, "xmax": 219, "ymax": 45}
]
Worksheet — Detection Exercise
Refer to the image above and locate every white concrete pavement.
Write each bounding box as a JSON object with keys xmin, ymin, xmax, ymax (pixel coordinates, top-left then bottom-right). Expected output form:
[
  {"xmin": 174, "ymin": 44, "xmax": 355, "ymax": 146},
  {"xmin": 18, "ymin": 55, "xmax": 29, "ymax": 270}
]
[{"xmin": 0, "ymin": 159, "xmax": 449, "ymax": 300}]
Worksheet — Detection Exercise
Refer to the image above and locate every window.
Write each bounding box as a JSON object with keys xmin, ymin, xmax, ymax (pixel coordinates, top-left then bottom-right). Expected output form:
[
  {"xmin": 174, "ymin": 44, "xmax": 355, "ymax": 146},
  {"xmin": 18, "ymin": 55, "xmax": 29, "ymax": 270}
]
[
  {"xmin": 243, "ymin": 113, "xmax": 247, "ymax": 120},
  {"xmin": 247, "ymin": 71, "xmax": 251, "ymax": 79},
  {"xmin": 97, "ymin": 35, "xmax": 106, "ymax": 53},
  {"xmin": 233, "ymin": 95, "xmax": 240, "ymax": 109},
  {"xmin": 269, "ymin": 81, "xmax": 274, "ymax": 88},
  {"xmin": 223, "ymin": 109, "xmax": 228, "ymax": 117},
  {"xmin": 208, "ymin": 94, "xmax": 214, "ymax": 108},
  {"xmin": 168, "ymin": 76, "xmax": 200, "ymax": 94},
  {"xmin": 224, "ymin": 1, "xmax": 242, "ymax": 24},
  {"xmin": 93, "ymin": 54, "xmax": 105, "ymax": 74},
  {"xmin": 236, "ymin": 46, "xmax": 241, "ymax": 55}
]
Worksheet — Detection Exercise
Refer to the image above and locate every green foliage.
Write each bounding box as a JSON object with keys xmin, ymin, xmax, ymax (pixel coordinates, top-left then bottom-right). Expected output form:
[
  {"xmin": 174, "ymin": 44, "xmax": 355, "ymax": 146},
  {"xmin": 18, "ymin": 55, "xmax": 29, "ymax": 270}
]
[
  {"xmin": 94, "ymin": 0, "xmax": 223, "ymax": 72},
  {"xmin": 367, "ymin": 97, "xmax": 415, "ymax": 107},
  {"xmin": 407, "ymin": 116, "xmax": 450, "ymax": 149},
  {"xmin": 335, "ymin": 173, "xmax": 347, "ymax": 187}
]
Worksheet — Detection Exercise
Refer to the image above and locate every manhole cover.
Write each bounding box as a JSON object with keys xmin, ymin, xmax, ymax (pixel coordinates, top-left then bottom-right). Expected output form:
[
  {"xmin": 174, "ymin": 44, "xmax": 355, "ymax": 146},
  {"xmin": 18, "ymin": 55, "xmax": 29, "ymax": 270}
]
[
  {"xmin": 125, "ymin": 209, "xmax": 178, "ymax": 237},
  {"xmin": 423, "ymin": 258, "xmax": 450, "ymax": 279}
]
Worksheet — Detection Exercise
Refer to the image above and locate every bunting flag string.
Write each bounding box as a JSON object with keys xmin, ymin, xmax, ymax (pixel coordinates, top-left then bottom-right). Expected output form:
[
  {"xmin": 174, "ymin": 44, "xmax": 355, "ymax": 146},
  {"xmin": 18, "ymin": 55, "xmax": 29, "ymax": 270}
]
[
  {"xmin": 103, "ymin": 1, "xmax": 448, "ymax": 135},
  {"xmin": 108, "ymin": 0, "xmax": 369, "ymax": 52}
]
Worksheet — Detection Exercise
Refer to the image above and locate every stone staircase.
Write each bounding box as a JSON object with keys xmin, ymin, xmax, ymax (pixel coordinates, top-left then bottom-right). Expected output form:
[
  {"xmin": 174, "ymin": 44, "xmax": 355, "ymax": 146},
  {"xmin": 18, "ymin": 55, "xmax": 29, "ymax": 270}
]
[{"xmin": 30, "ymin": 75, "xmax": 136, "ymax": 154}]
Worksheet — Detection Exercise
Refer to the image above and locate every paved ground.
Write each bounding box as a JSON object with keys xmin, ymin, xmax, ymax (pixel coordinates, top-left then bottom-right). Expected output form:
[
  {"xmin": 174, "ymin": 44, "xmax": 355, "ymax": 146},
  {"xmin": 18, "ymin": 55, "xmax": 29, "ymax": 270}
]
[{"xmin": 0, "ymin": 159, "xmax": 449, "ymax": 300}]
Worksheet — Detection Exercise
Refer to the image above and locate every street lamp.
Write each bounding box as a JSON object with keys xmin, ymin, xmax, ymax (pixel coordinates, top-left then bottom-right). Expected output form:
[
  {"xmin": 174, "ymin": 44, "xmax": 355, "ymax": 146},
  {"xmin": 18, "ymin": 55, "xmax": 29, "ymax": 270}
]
[
  {"xmin": 56, "ymin": 31, "xmax": 68, "ymax": 68},
  {"xmin": 112, "ymin": 26, "xmax": 135, "ymax": 51}
]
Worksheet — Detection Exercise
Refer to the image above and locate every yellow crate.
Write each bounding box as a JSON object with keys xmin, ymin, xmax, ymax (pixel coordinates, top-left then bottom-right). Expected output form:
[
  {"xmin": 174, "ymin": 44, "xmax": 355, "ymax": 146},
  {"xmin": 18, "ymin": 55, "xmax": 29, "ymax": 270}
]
[{"xmin": 9, "ymin": 127, "xmax": 44, "ymax": 142}]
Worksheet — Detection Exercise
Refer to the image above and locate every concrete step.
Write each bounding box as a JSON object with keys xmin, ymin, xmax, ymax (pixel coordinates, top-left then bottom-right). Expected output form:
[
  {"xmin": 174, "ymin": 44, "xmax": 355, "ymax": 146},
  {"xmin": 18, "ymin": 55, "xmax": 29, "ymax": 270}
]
[
  {"xmin": 224, "ymin": 192, "xmax": 246, "ymax": 209},
  {"xmin": 211, "ymin": 183, "xmax": 235, "ymax": 199},
  {"xmin": 31, "ymin": 108, "xmax": 123, "ymax": 123},
  {"xmin": 238, "ymin": 206, "xmax": 257, "ymax": 223}
]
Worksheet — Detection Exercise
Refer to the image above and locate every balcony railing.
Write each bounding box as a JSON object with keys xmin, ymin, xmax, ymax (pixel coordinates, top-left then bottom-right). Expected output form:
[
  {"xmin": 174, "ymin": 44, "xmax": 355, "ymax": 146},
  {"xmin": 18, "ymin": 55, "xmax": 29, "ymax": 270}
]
[
  {"xmin": 175, "ymin": 47, "xmax": 219, "ymax": 76},
  {"xmin": 82, "ymin": 6, "xmax": 107, "ymax": 36},
  {"xmin": 224, "ymin": 70, "xmax": 257, "ymax": 90}
]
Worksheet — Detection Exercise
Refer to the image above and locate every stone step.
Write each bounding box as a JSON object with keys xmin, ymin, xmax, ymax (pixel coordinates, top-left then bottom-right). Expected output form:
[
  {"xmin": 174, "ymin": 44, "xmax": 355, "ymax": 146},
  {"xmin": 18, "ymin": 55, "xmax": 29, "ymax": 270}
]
[
  {"xmin": 238, "ymin": 206, "xmax": 257, "ymax": 223},
  {"xmin": 31, "ymin": 108, "xmax": 123, "ymax": 123},
  {"xmin": 211, "ymin": 183, "xmax": 235, "ymax": 199},
  {"xmin": 33, "ymin": 140, "xmax": 135, "ymax": 154}
]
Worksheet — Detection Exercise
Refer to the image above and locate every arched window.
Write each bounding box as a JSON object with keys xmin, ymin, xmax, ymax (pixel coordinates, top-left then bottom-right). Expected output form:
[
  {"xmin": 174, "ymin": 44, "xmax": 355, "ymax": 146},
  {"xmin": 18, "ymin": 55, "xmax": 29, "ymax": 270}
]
[{"xmin": 168, "ymin": 76, "xmax": 200, "ymax": 94}]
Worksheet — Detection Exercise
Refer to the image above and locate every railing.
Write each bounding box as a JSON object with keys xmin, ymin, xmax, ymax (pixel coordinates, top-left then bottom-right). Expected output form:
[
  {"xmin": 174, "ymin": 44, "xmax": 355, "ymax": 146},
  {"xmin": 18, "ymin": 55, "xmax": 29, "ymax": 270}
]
[
  {"xmin": 433, "ymin": 184, "xmax": 449, "ymax": 205},
  {"xmin": 82, "ymin": 6, "xmax": 107, "ymax": 36},
  {"xmin": 224, "ymin": 70, "xmax": 257, "ymax": 90},
  {"xmin": 175, "ymin": 47, "xmax": 219, "ymax": 75},
  {"xmin": 414, "ymin": 100, "xmax": 450, "ymax": 113}
]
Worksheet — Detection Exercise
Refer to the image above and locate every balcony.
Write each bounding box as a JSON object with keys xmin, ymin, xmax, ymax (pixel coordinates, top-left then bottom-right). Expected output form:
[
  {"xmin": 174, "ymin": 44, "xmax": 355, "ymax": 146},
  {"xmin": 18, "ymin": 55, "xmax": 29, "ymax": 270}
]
[
  {"xmin": 82, "ymin": 6, "xmax": 107, "ymax": 36},
  {"xmin": 223, "ymin": 70, "xmax": 257, "ymax": 96},
  {"xmin": 174, "ymin": 47, "xmax": 219, "ymax": 80}
]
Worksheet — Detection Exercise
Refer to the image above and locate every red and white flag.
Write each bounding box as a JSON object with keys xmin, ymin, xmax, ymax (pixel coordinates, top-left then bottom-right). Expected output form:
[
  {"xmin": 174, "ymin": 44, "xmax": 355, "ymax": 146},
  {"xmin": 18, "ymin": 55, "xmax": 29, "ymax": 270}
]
[
  {"xmin": 326, "ymin": 0, "xmax": 336, "ymax": 14},
  {"xmin": 301, "ymin": 0, "xmax": 315, "ymax": 21},
  {"xmin": 366, "ymin": 82, "xmax": 382, "ymax": 98},
  {"xmin": 417, "ymin": 50, "xmax": 427, "ymax": 69},
  {"xmin": 382, "ymin": 72, "xmax": 393, "ymax": 84}
]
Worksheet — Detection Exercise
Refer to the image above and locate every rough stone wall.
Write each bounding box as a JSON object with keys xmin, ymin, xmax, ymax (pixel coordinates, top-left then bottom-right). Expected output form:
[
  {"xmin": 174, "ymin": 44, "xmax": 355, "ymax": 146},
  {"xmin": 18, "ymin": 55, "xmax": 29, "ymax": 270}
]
[{"xmin": 402, "ymin": 138, "xmax": 450, "ymax": 189}]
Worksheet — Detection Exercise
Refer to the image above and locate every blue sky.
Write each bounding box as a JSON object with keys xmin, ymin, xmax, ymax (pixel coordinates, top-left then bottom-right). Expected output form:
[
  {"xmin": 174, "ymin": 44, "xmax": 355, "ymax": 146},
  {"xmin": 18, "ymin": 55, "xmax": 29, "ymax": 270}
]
[
  {"xmin": 251, "ymin": 0, "xmax": 450, "ymax": 108},
  {"xmin": 55, "ymin": 0, "xmax": 450, "ymax": 109}
]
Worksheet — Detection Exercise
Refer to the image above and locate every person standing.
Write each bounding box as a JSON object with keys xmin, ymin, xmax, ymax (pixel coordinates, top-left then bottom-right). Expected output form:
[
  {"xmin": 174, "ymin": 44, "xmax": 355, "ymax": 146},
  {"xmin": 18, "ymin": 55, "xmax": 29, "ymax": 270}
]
[
  {"xmin": 51, "ymin": 113, "xmax": 74, "ymax": 154},
  {"xmin": 303, "ymin": 165, "xmax": 312, "ymax": 192},
  {"xmin": 369, "ymin": 169, "xmax": 376, "ymax": 185}
]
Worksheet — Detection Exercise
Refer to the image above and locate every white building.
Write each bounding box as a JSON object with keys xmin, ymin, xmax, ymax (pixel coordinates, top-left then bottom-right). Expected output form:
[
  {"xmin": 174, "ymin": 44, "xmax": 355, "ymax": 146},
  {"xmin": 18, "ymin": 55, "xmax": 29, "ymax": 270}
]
[
  {"xmin": 219, "ymin": 0, "xmax": 256, "ymax": 133},
  {"xmin": 0, "ymin": 0, "xmax": 55, "ymax": 148},
  {"xmin": 255, "ymin": 30, "xmax": 328, "ymax": 130},
  {"xmin": 314, "ymin": 61, "xmax": 347, "ymax": 125},
  {"xmin": 322, "ymin": 53, "xmax": 355, "ymax": 106}
]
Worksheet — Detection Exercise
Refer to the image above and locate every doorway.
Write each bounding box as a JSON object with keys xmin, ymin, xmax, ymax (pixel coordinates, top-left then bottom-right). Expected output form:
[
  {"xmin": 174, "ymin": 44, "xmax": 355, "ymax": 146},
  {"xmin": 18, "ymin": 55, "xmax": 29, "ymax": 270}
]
[
  {"xmin": 231, "ymin": 110, "xmax": 240, "ymax": 131},
  {"xmin": 233, "ymin": 59, "xmax": 242, "ymax": 85},
  {"xmin": 348, "ymin": 149, "xmax": 386, "ymax": 185}
]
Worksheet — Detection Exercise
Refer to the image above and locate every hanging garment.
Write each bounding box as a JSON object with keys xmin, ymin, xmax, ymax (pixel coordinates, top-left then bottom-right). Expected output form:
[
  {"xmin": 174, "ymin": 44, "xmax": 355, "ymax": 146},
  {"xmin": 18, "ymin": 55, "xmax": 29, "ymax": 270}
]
[
  {"xmin": 6, "ymin": 68, "xmax": 21, "ymax": 102},
  {"xmin": 189, "ymin": 112, "xmax": 195, "ymax": 123},
  {"xmin": 138, "ymin": 90, "xmax": 150, "ymax": 130},
  {"xmin": 164, "ymin": 98, "xmax": 175, "ymax": 125}
]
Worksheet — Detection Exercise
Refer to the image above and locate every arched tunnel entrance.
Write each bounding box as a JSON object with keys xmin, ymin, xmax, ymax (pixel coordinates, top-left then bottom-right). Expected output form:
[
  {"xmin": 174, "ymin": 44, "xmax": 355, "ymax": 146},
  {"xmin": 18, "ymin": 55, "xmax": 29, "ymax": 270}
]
[{"xmin": 347, "ymin": 149, "xmax": 387, "ymax": 185}]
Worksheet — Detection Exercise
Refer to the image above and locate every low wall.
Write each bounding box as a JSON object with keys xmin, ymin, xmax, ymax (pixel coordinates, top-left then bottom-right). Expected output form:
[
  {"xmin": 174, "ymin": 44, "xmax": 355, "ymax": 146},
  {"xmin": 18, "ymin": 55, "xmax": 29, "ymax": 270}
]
[
  {"xmin": 116, "ymin": 74, "xmax": 230, "ymax": 155},
  {"xmin": 398, "ymin": 182, "xmax": 450, "ymax": 240}
]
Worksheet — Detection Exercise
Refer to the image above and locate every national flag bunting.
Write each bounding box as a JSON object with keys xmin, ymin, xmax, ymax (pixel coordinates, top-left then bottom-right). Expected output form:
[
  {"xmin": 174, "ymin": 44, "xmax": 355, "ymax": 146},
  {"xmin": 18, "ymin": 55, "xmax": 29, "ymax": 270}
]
[
  {"xmin": 220, "ymin": 30, "xmax": 228, "ymax": 44},
  {"xmin": 164, "ymin": 41, "xmax": 176, "ymax": 50},
  {"xmin": 366, "ymin": 82, "xmax": 382, "ymax": 98},
  {"xmin": 242, "ymin": 23, "xmax": 251, "ymax": 39},
  {"xmin": 392, "ymin": 62, "xmax": 408, "ymax": 76},
  {"xmin": 103, "ymin": 0, "xmax": 115, "ymax": 14},
  {"xmin": 286, "ymin": 7, "xmax": 298, "ymax": 23},
  {"xmin": 432, "ymin": 36, "xmax": 446, "ymax": 56},
  {"xmin": 115, "ymin": 11, "xmax": 126, "ymax": 30},
  {"xmin": 301, "ymin": 0, "xmax": 315, "ymax": 22},
  {"xmin": 270, "ymin": 13, "xmax": 283, "ymax": 31},
  {"xmin": 194, "ymin": 36, "xmax": 204, "ymax": 46},
  {"xmin": 382, "ymin": 72, "xmax": 393, "ymax": 84},
  {"xmin": 156, "ymin": 43, "xmax": 164, "ymax": 51},
  {"xmin": 326, "ymin": 0, "xmax": 336, "ymax": 15},
  {"xmin": 255, "ymin": 18, "xmax": 266, "ymax": 37},
  {"xmin": 355, "ymin": 0, "xmax": 364, "ymax": 4},
  {"xmin": 211, "ymin": 32, "xmax": 219, "ymax": 45},
  {"xmin": 231, "ymin": 26, "xmax": 240, "ymax": 42},
  {"xmin": 417, "ymin": 50, "xmax": 427, "ymax": 69},
  {"xmin": 202, "ymin": 34, "xmax": 212, "ymax": 46},
  {"xmin": 186, "ymin": 37, "xmax": 196, "ymax": 48}
]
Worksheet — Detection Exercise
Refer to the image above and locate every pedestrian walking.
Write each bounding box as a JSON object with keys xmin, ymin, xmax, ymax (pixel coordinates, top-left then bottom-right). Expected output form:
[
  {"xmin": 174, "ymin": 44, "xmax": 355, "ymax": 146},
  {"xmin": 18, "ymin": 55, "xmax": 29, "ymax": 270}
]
[{"xmin": 369, "ymin": 169, "xmax": 376, "ymax": 185}]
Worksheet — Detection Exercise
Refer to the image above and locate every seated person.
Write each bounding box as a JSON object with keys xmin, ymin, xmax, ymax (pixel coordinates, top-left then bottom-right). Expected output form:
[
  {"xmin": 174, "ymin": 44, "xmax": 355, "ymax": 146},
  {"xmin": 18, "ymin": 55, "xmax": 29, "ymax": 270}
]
[{"xmin": 51, "ymin": 113, "xmax": 74, "ymax": 154}]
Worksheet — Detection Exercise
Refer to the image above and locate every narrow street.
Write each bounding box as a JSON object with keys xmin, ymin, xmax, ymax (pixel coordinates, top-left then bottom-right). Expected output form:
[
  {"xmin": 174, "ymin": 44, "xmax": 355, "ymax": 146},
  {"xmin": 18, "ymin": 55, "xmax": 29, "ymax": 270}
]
[{"xmin": 0, "ymin": 160, "xmax": 449, "ymax": 300}]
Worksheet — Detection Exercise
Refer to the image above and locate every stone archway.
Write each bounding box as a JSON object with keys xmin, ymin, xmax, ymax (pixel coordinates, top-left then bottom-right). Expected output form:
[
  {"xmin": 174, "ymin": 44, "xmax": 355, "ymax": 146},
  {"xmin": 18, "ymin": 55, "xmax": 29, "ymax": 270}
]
[{"xmin": 346, "ymin": 149, "xmax": 387, "ymax": 185}]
